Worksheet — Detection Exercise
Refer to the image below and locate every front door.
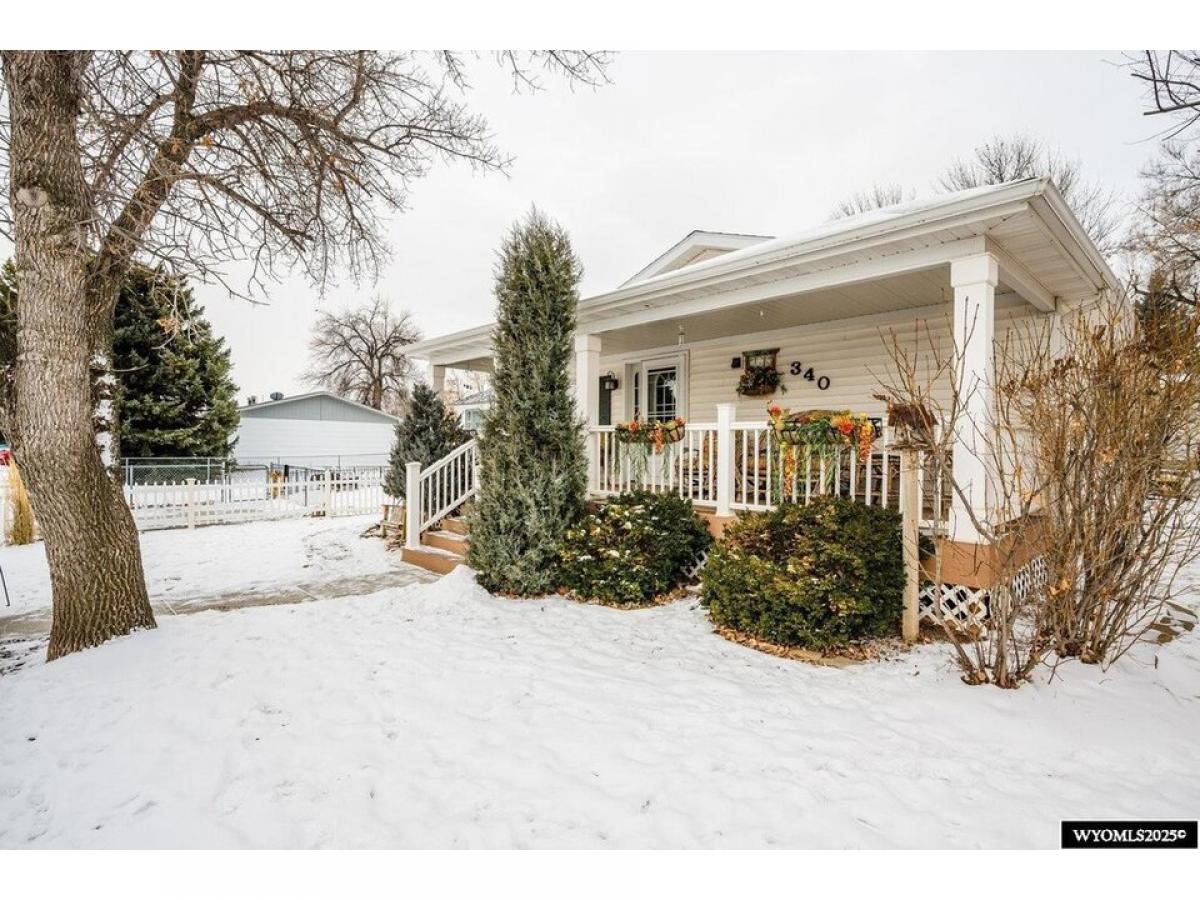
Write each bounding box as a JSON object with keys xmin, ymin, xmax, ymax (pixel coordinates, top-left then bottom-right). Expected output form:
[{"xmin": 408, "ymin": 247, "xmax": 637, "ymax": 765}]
[{"xmin": 629, "ymin": 354, "xmax": 686, "ymax": 422}]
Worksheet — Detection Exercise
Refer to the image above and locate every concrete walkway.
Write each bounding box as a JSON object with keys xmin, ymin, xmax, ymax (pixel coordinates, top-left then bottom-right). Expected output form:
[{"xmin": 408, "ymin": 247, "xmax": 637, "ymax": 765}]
[{"xmin": 0, "ymin": 566, "xmax": 435, "ymax": 673}]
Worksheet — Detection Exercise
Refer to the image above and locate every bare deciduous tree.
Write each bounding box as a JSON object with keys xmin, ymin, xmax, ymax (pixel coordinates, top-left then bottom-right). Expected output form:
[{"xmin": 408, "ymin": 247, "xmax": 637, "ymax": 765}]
[
  {"xmin": 1129, "ymin": 142, "xmax": 1200, "ymax": 311},
  {"xmin": 304, "ymin": 296, "xmax": 421, "ymax": 414},
  {"xmin": 939, "ymin": 134, "xmax": 1121, "ymax": 253},
  {"xmin": 0, "ymin": 50, "xmax": 612, "ymax": 659},
  {"xmin": 830, "ymin": 136, "xmax": 1119, "ymax": 253},
  {"xmin": 828, "ymin": 183, "xmax": 911, "ymax": 220},
  {"xmin": 443, "ymin": 369, "xmax": 489, "ymax": 404},
  {"xmin": 1129, "ymin": 50, "xmax": 1200, "ymax": 139}
]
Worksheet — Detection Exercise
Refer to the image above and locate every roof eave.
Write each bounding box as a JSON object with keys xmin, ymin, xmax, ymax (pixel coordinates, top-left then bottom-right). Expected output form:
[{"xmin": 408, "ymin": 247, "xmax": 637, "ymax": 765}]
[
  {"xmin": 1027, "ymin": 179, "xmax": 1121, "ymax": 294},
  {"xmin": 406, "ymin": 178, "xmax": 1118, "ymax": 362},
  {"xmin": 580, "ymin": 179, "xmax": 1054, "ymax": 320},
  {"xmin": 237, "ymin": 389, "xmax": 399, "ymax": 422}
]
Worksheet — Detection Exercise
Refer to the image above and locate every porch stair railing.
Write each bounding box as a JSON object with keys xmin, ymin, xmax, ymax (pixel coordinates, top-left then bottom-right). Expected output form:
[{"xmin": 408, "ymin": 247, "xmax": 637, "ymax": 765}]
[{"xmin": 404, "ymin": 438, "xmax": 479, "ymax": 551}]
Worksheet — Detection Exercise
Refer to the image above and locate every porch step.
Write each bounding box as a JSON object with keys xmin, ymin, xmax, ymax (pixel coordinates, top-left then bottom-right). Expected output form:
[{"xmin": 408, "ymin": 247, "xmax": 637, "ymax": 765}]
[
  {"xmin": 401, "ymin": 544, "xmax": 464, "ymax": 576},
  {"xmin": 441, "ymin": 516, "xmax": 470, "ymax": 536},
  {"xmin": 421, "ymin": 529, "xmax": 470, "ymax": 555},
  {"xmin": 397, "ymin": 514, "xmax": 472, "ymax": 576}
]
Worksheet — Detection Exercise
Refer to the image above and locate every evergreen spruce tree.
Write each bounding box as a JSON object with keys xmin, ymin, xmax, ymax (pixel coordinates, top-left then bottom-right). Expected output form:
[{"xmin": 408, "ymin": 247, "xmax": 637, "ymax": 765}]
[
  {"xmin": 384, "ymin": 382, "xmax": 468, "ymax": 497},
  {"xmin": 467, "ymin": 210, "xmax": 587, "ymax": 595},
  {"xmin": 1, "ymin": 262, "xmax": 239, "ymax": 458},
  {"xmin": 113, "ymin": 267, "xmax": 240, "ymax": 458}
]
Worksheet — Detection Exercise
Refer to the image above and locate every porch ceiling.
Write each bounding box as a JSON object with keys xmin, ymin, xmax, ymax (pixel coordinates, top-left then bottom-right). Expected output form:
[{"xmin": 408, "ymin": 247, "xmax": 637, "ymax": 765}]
[{"xmin": 595, "ymin": 266, "xmax": 1008, "ymax": 355}]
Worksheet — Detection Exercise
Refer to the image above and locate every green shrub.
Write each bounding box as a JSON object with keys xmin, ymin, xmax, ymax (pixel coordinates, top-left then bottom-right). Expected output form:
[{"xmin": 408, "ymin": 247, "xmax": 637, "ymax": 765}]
[
  {"xmin": 558, "ymin": 490, "xmax": 712, "ymax": 605},
  {"xmin": 701, "ymin": 498, "xmax": 903, "ymax": 649}
]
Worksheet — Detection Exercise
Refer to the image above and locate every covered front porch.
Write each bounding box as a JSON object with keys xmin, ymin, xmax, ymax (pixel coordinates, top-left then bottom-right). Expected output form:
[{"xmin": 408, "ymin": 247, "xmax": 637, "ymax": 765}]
[{"xmin": 408, "ymin": 178, "xmax": 1117, "ymax": 573}]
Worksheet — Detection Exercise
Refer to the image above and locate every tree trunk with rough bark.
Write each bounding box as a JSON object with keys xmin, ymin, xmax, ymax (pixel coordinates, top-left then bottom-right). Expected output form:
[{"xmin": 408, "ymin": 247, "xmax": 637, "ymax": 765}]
[{"xmin": 3, "ymin": 52, "xmax": 155, "ymax": 659}]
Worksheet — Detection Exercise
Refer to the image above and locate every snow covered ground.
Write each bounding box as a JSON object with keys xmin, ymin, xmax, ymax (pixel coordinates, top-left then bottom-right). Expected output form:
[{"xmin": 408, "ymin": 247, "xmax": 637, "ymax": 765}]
[
  {"xmin": 0, "ymin": 514, "xmax": 422, "ymax": 625},
  {"xmin": 1, "ymin": 565, "xmax": 1198, "ymax": 849}
]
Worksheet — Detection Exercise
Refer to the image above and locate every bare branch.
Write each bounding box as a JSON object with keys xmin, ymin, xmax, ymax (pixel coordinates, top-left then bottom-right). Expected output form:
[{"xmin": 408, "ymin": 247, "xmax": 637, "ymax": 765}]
[{"xmin": 303, "ymin": 295, "xmax": 422, "ymax": 414}]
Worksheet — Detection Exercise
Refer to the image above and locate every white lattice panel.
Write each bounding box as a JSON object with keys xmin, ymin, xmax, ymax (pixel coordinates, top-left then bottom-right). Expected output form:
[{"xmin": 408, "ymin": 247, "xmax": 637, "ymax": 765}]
[
  {"xmin": 1010, "ymin": 555, "xmax": 1049, "ymax": 601},
  {"xmin": 918, "ymin": 582, "xmax": 989, "ymax": 627},
  {"xmin": 919, "ymin": 556, "xmax": 1048, "ymax": 630},
  {"xmin": 682, "ymin": 548, "xmax": 709, "ymax": 581}
]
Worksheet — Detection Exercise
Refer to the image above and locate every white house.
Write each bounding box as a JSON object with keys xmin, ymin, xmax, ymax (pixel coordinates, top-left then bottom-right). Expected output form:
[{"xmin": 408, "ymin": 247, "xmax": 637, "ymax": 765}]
[
  {"xmin": 401, "ymin": 178, "xmax": 1120, "ymax": 599},
  {"xmin": 451, "ymin": 388, "xmax": 492, "ymax": 432},
  {"xmin": 233, "ymin": 390, "xmax": 398, "ymax": 470}
]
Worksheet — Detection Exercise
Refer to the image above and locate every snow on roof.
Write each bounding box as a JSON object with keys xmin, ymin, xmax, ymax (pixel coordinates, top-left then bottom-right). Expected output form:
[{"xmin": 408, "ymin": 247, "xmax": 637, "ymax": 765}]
[
  {"xmin": 453, "ymin": 388, "xmax": 493, "ymax": 407},
  {"xmin": 405, "ymin": 177, "xmax": 1117, "ymax": 362},
  {"xmin": 626, "ymin": 181, "xmax": 1035, "ymax": 290},
  {"xmin": 623, "ymin": 230, "xmax": 774, "ymax": 286},
  {"xmin": 237, "ymin": 389, "xmax": 399, "ymax": 422}
]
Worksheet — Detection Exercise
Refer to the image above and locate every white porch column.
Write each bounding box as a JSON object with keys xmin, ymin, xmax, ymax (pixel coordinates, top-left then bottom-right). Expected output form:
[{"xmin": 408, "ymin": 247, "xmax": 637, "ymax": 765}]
[
  {"xmin": 574, "ymin": 333, "xmax": 602, "ymax": 488},
  {"xmin": 715, "ymin": 402, "xmax": 736, "ymax": 518},
  {"xmin": 949, "ymin": 253, "xmax": 998, "ymax": 544},
  {"xmin": 430, "ymin": 364, "xmax": 447, "ymax": 398}
]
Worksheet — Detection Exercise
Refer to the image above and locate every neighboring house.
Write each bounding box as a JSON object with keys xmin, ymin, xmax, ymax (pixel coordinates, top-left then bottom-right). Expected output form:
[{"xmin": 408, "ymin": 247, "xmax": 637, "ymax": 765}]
[
  {"xmin": 452, "ymin": 389, "xmax": 493, "ymax": 432},
  {"xmin": 401, "ymin": 178, "xmax": 1119, "ymax": 604},
  {"xmin": 233, "ymin": 390, "xmax": 399, "ymax": 469}
]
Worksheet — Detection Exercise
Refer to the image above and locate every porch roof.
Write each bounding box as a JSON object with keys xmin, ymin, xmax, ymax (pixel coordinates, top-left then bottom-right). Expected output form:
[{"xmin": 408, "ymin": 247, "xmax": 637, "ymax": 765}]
[{"xmin": 407, "ymin": 177, "xmax": 1120, "ymax": 366}]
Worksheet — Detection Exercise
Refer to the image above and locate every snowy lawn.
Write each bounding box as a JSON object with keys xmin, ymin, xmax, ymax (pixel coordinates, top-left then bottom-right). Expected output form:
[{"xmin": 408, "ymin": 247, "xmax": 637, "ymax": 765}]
[
  {"xmin": 1, "ymin": 566, "xmax": 1198, "ymax": 849},
  {"xmin": 0, "ymin": 515, "xmax": 423, "ymax": 625}
]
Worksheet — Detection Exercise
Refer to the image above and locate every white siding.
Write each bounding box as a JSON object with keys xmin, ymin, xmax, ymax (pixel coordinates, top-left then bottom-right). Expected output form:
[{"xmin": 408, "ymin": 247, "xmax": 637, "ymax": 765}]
[
  {"xmin": 600, "ymin": 303, "xmax": 1045, "ymax": 424},
  {"xmin": 233, "ymin": 417, "xmax": 395, "ymax": 468}
]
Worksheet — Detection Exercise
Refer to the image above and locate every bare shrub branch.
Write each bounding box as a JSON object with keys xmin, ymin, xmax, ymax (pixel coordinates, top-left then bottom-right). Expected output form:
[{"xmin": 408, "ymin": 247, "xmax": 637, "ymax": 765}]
[{"xmin": 876, "ymin": 295, "xmax": 1200, "ymax": 687}]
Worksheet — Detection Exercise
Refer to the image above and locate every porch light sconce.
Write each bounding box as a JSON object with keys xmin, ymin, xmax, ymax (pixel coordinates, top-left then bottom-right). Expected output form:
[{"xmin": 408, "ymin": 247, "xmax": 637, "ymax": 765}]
[
  {"xmin": 599, "ymin": 372, "xmax": 619, "ymax": 392},
  {"xmin": 731, "ymin": 356, "xmax": 742, "ymax": 369}
]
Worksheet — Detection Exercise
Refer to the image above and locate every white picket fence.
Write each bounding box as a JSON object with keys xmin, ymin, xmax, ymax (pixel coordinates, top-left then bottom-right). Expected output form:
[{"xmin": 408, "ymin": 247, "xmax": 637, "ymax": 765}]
[{"xmin": 0, "ymin": 466, "xmax": 395, "ymax": 544}]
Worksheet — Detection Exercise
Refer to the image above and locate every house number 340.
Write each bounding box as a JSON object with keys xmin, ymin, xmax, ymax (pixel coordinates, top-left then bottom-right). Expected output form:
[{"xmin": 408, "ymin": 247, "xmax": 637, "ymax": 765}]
[{"xmin": 789, "ymin": 362, "xmax": 831, "ymax": 391}]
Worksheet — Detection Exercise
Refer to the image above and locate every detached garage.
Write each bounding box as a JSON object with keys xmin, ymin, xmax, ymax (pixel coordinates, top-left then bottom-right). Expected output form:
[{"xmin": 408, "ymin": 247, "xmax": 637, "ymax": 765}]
[{"xmin": 233, "ymin": 391, "xmax": 398, "ymax": 469}]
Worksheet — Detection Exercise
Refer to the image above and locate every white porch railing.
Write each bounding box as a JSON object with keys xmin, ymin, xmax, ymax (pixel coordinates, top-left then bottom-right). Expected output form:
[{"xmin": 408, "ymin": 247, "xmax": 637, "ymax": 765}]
[
  {"xmin": 587, "ymin": 404, "xmax": 950, "ymax": 527},
  {"xmin": 404, "ymin": 439, "xmax": 479, "ymax": 550},
  {"xmin": 592, "ymin": 422, "xmax": 721, "ymax": 505}
]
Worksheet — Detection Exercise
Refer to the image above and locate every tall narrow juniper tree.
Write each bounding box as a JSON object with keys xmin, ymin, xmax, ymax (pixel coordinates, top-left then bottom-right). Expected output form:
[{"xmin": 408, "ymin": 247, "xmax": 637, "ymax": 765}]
[
  {"xmin": 384, "ymin": 382, "xmax": 468, "ymax": 498},
  {"xmin": 468, "ymin": 210, "xmax": 587, "ymax": 595}
]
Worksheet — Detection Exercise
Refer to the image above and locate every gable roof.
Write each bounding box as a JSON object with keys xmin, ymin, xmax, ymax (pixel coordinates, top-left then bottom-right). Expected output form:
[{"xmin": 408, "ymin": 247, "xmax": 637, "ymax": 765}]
[
  {"xmin": 237, "ymin": 390, "xmax": 399, "ymax": 423},
  {"xmin": 452, "ymin": 388, "xmax": 493, "ymax": 407},
  {"xmin": 622, "ymin": 231, "xmax": 773, "ymax": 286}
]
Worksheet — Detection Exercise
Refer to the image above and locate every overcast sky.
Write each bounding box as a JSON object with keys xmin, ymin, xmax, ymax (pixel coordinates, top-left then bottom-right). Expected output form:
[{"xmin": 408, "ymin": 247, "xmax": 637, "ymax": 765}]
[{"xmin": 11, "ymin": 51, "xmax": 1169, "ymax": 402}]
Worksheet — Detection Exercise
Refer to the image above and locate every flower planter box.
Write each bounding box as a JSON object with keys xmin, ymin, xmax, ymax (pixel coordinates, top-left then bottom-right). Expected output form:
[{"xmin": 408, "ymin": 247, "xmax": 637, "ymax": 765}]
[
  {"xmin": 736, "ymin": 364, "xmax": 783, "ymax": 397},
  {"xmin": 738, "ymin": 382, "xmax": 779, "ymax": 397},
  {"xmin": 766, "ymin": 407, "xmax": 876, "ymax": 463},
  {"xmin": 615, "ymin": 418, "xmax": 686, "ymax": 451}
]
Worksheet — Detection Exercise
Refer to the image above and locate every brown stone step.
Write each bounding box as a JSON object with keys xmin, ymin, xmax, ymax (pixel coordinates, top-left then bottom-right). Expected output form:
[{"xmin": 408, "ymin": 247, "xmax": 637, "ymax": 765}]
[
  {"xmin": 441, "ymin": 517, "xmax": 470, "ymax": 536},
  {"xmin": 401, "ymin": 545, "xmax": 463, "ymax": 576},
  {"xmin": 421, "ymin": 529, "xmax": 469, "ymax": 555}
]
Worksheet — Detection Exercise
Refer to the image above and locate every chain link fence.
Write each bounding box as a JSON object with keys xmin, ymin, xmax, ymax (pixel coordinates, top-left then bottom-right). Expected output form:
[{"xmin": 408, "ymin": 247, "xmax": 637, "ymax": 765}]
[
  {"xmin": 122, "ymin": 457, "xmax": 236, "ymax": 486},
  {"xmin": 122, "ymin": 455, "xmax": 390, "ymax": 486}
]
